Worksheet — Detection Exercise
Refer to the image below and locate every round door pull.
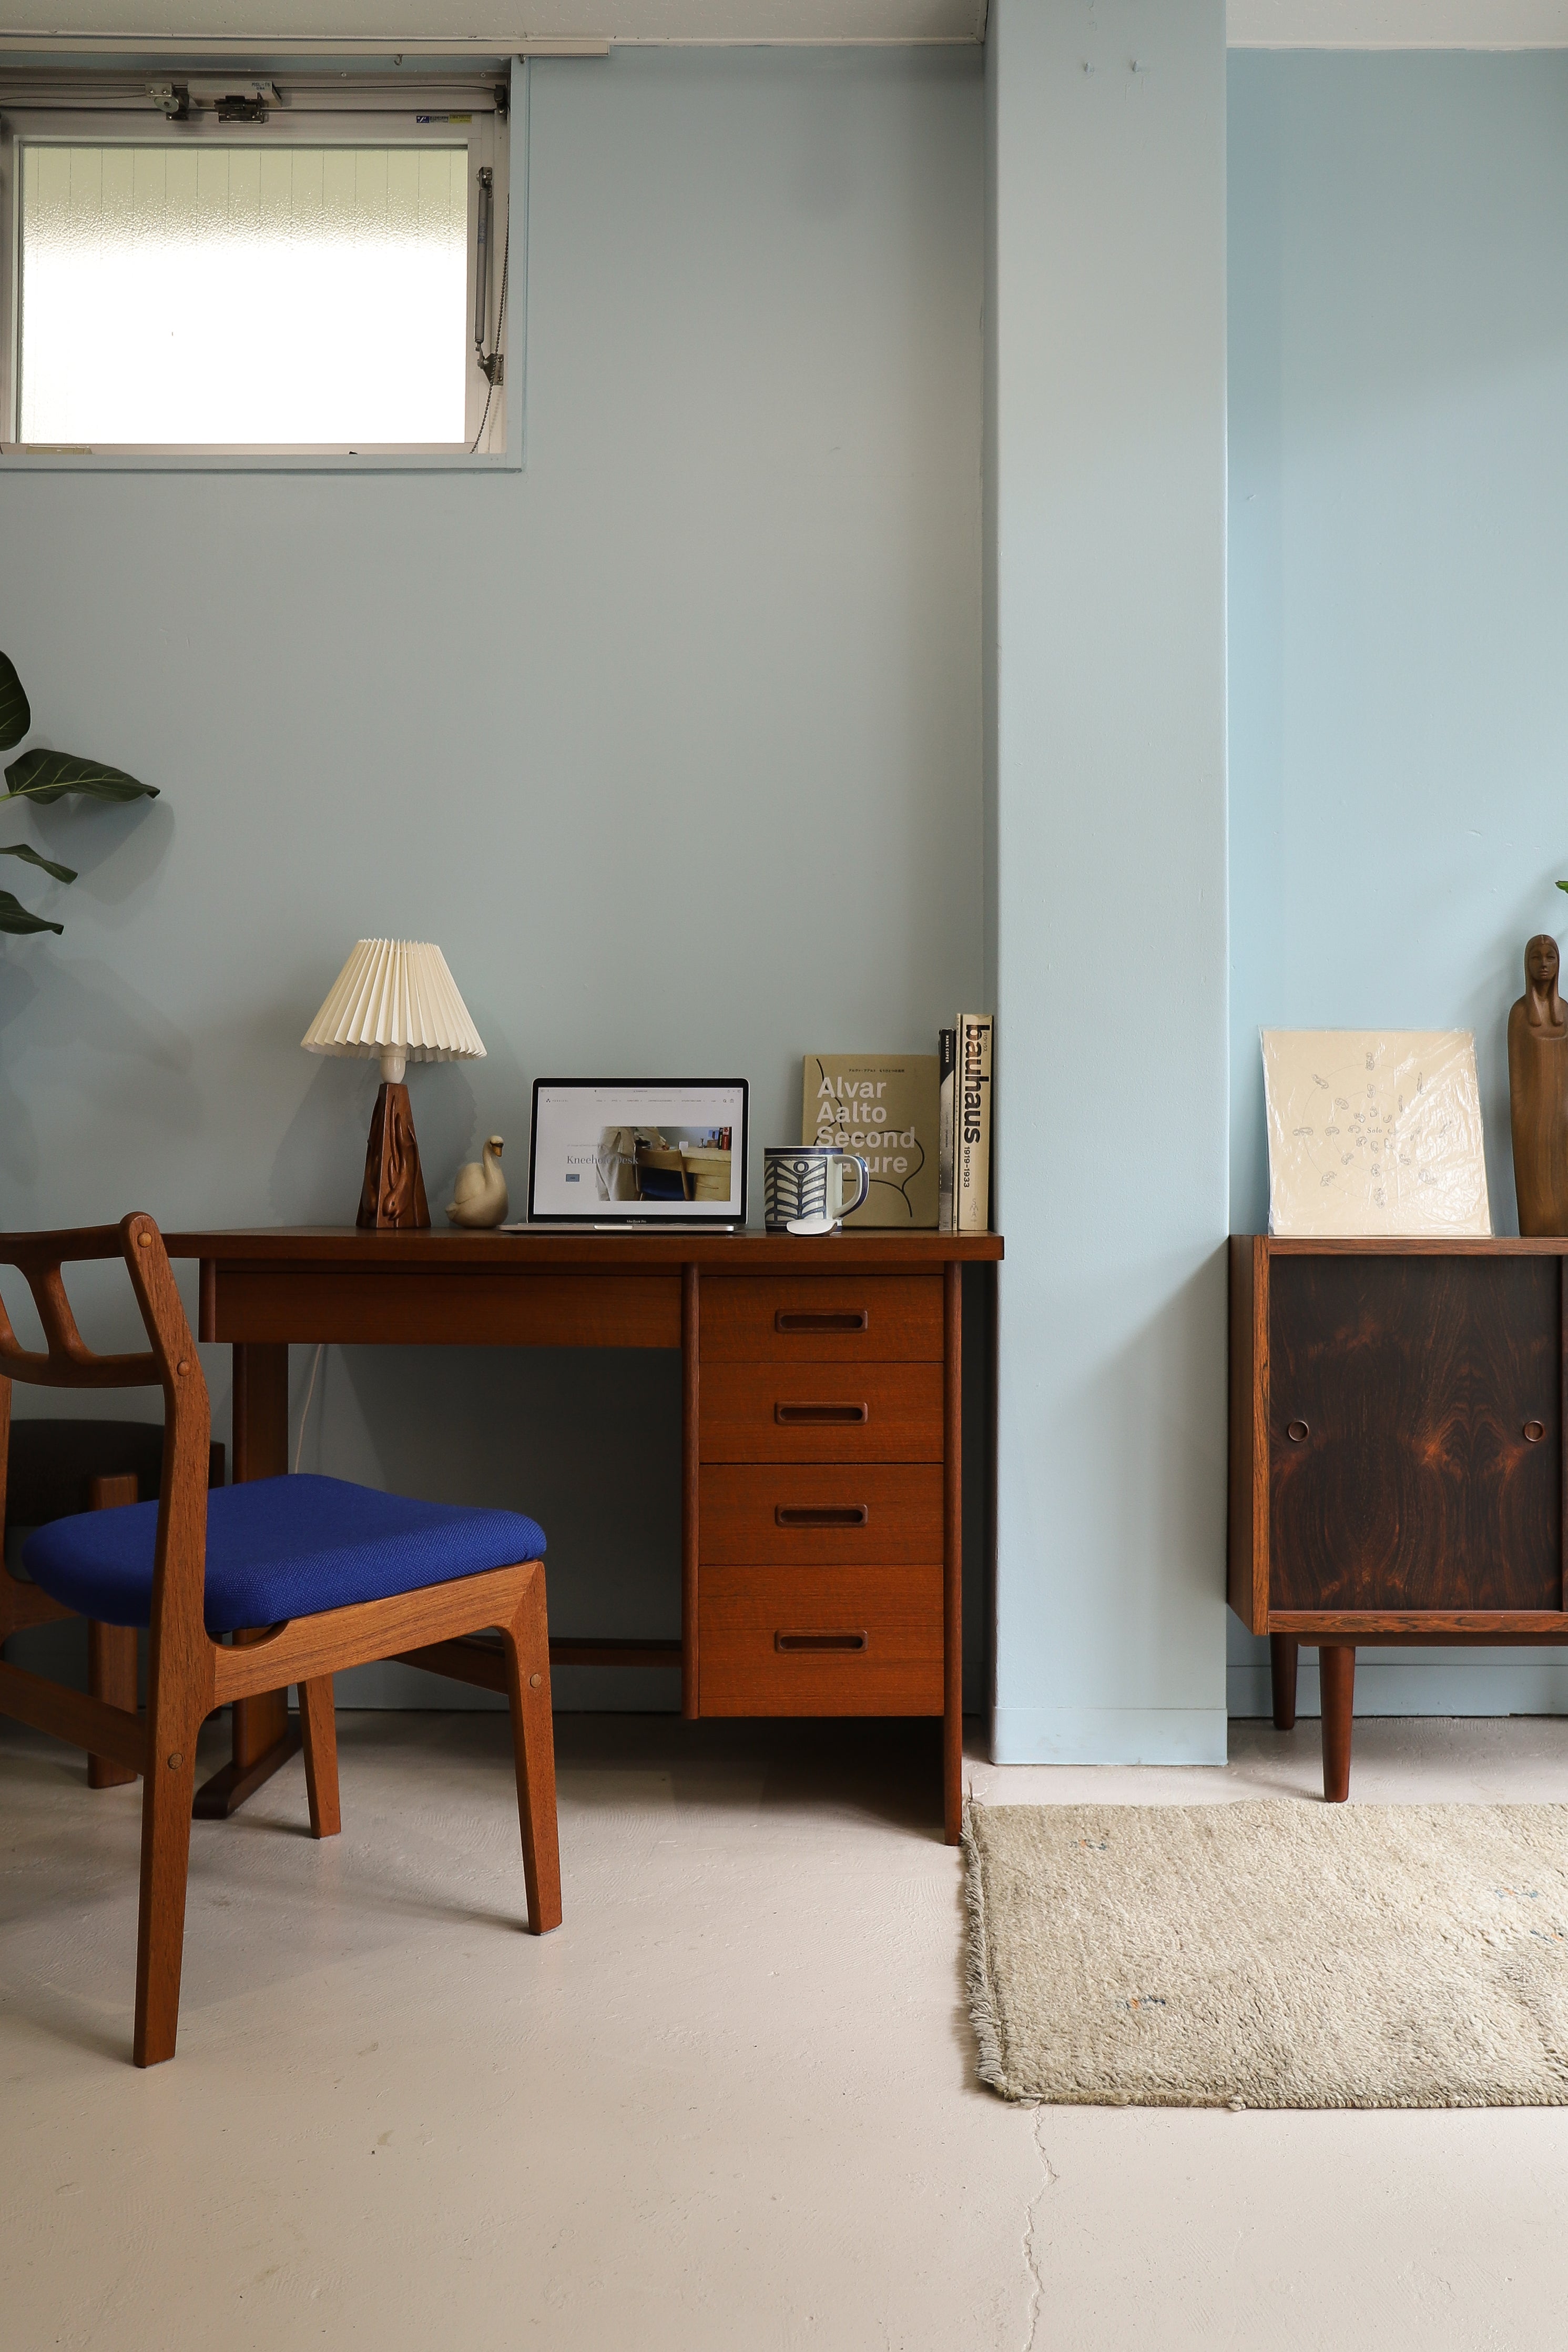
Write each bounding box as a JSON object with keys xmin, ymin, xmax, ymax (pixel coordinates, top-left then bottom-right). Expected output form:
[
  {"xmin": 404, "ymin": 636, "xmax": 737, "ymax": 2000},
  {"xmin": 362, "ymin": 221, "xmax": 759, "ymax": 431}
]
[
  {"xmin": 1524, "ymin": 1420, "xmax": 1547, "ymax": 1444},
  {"xmin": 1286, "ymin": 1420, "xmax": 1309, "ymax": 1444}
]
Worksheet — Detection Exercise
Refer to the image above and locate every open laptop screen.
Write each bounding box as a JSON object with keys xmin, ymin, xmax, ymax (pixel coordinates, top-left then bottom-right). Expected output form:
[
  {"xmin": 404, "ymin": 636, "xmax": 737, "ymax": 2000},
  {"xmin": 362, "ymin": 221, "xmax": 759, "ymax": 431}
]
[{"xmin": 527, "ymin": 1081, "xmax": 749, "ymax": 1224}]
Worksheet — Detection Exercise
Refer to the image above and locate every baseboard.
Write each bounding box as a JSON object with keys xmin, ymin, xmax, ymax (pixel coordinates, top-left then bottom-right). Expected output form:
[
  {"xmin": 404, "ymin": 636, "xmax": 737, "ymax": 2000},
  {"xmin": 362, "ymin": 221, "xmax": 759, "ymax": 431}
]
[
  {"xmin": 1229, "ymin": 1658, "xmax": 1568, "ymax": 1719},
  {"xmin": 990, "ymin": 1706, "xmax": 1229, "ymax": 1767}
]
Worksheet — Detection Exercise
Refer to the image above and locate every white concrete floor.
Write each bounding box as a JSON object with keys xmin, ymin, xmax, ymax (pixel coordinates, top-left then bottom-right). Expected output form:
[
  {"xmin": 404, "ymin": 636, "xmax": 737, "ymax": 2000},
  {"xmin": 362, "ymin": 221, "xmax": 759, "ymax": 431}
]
[{"xmin": 5, "ymin": 1710, "xmax": 1568, "ymax": 2350}]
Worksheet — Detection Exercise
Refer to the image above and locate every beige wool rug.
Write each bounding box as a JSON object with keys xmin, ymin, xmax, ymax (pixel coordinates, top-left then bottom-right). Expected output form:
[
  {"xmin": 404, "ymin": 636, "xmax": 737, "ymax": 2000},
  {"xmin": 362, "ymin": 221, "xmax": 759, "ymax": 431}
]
[{"xmin": 963, "ymin": 1801, "xmax": 1568, "ymax": 2108}]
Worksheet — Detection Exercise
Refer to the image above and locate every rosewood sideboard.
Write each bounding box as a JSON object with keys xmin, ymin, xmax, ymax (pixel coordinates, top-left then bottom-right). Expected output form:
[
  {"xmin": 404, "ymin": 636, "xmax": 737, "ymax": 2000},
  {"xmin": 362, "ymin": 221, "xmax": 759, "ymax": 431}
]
[
  {"xmin": 165, "ymin": 1226, "xmax": 1003, "ymax": 1843},
  {"xmin": 1230, "ymin": 1236, "xmax": 1568, "ymax": 1800}
]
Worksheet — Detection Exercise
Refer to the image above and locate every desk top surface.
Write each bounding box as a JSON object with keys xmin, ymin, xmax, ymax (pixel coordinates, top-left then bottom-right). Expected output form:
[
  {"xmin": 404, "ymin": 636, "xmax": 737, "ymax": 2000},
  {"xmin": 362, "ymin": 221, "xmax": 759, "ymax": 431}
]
[{"xmin": 167, "ymin": 1226, "xmax": 1004, "ymax": 1271}]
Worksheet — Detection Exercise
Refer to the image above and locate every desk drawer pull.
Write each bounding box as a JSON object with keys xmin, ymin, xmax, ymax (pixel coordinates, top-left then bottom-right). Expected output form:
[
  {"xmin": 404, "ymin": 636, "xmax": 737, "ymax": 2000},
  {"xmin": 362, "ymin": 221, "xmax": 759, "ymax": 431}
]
[
  {"xmin": 775, "ymin": 1504, "xmax": 869, "ymax": 1528},
  {"xmin": 775, "ymin": 1631, "xmax": 868, "ymax": 1655},
  {"xmin": 775, "ymin": 1402, "xmax": 869, "ymax": 1426},
  {"xmin": 776, "ymin": 1310, "xmax": 868, "ymax": 1334}
]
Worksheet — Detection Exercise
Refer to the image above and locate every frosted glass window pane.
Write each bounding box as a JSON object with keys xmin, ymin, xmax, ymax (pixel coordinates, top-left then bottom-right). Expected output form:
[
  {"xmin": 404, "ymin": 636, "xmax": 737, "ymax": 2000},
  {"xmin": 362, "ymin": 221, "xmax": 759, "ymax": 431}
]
[{"xmin": 18, "ymin": 144, "xmax": 469, "ymax": 444}]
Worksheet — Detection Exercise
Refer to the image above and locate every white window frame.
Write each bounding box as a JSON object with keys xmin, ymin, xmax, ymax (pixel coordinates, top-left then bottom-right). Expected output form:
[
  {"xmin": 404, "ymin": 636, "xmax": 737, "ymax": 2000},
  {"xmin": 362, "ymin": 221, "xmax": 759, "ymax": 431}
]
[{"xmin": 0, "ymin": 60, "xmax": 524, "ymax": 472}]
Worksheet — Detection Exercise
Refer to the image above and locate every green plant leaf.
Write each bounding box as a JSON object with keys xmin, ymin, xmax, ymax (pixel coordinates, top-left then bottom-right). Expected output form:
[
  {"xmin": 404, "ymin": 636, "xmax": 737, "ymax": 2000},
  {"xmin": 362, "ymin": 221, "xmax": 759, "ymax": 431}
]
[
  {"xmin": 0, "ymin": 652, "xmax": 29, "ymax": 753},
  {"xmin": 0, "ymin": 888, "xmax": 63, "ymax": 936},
  {"xmin": 1557, "ymin": 880, "xmax": 1568, "ymax": 895},
  {"xmin": 2, "ymin": 749, "xmax": 157, "ymax": 806},
  {"xmin": 0, "ymin": 840, "xmax": 76, "ymax": 884}
]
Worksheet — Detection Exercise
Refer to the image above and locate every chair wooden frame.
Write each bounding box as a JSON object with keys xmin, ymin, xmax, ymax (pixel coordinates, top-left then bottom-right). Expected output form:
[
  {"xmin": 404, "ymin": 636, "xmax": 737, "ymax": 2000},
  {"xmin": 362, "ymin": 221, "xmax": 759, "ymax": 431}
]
[{"xmin": 0, "ymin": 1213, "xmax": 561, "ymax": 2066}]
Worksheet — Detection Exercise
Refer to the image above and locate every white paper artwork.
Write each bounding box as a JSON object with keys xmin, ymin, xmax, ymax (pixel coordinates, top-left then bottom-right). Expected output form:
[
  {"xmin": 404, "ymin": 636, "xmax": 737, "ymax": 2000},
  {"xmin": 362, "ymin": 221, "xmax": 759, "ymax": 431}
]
[{"xmin": 1261, "ymin": 1030, "xmax": 1492, "ymax": 1238}]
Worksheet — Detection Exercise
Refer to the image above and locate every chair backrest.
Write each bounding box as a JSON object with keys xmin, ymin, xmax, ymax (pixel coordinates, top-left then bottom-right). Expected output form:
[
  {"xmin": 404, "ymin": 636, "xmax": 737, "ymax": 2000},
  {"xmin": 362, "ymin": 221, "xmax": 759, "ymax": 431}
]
[{"xmin": 0, "ymin": 1215, "xmax": 212, "ymax": 1644}]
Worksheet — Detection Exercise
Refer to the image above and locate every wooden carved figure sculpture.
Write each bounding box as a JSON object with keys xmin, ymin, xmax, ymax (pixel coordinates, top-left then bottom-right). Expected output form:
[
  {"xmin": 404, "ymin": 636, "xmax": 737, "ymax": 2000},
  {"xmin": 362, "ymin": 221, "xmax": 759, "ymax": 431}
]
[{"xmin": 1508, "ymin": 933, "xmax": 1568, "ymax": 1234}]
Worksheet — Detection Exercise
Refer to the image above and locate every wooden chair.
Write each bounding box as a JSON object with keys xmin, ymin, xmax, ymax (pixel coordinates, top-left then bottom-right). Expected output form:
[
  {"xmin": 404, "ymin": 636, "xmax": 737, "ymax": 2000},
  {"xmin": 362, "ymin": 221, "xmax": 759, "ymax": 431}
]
[
  {"xmin": 0, "ymin": 1214, "xmax": 561, "ymax": 2066},
  {"xmin": 2, "ymin": 1418, "xmax": 225, "ymax": 1789}
]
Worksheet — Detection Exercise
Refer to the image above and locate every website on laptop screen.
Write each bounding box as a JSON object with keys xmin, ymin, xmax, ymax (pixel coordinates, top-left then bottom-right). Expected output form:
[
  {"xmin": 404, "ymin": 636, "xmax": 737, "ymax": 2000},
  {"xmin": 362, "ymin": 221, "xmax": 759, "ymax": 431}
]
[{"xmin": 529, "ymin": 1081, "xmax": 748, "ymax": 1222}]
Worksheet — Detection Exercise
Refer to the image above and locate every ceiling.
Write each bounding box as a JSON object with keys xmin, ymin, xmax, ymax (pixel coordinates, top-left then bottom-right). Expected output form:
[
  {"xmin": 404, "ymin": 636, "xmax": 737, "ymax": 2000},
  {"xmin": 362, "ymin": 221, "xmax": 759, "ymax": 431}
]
[
  {"xmin": 0, "ymin": 3, "xmax": 990, "ymax": 52},
  {"xmin": 2, "ymin": 1, "xmax": 1565, "ymax": 54}
]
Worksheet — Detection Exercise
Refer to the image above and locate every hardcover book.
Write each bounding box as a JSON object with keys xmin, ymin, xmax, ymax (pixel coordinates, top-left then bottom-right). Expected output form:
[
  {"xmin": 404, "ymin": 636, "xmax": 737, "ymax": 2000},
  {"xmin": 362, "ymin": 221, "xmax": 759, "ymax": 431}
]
[
  {"xmin": 954, "ymin": 1014, "xmax": 993, "ymax": 1233},
  {"xmin": 937, "ymin": 1027, "xmax": 957, "ymax": 1233},
  {"xmin": 802, "ymin": 1054, "xmax": 940, "ymax": 1228}
]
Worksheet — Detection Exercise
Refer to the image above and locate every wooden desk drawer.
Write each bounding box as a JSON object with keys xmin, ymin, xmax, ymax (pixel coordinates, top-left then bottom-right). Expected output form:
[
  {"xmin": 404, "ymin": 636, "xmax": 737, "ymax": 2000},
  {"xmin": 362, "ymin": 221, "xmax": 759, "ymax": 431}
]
[
  {"xmin": 698, "ymin": 1464, "xmax": 942, "ymax": 1564},
  {"xmin": 699, "ymin": 1562, "xmax": 942, "ymax": 1716},
  {"xmin": 700, "ymin": 1275, "xmax": 942, "ymax": 1363},
  {"xmin": 699, "ymin": 1362, "xmax": 942, "ymax": 1464}
]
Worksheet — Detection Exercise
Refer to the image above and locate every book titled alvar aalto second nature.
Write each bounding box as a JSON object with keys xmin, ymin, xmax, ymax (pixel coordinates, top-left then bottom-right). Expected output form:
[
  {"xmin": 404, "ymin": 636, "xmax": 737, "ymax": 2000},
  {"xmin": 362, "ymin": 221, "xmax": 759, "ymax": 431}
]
[{"xmin": 802, "ymin": 1054, "xmax": 940, "ymax": 1227}]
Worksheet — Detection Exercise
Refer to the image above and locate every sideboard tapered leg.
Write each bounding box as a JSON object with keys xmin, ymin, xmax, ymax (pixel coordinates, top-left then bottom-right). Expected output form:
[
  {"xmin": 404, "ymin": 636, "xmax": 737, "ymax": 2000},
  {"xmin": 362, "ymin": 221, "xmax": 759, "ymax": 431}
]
[
  {"xmin": 1269, "ymin": 1633, "xmax": 1299, "ymax": 1731},
  {"xmin": 1319, "ymin": 1645, "xmax": 1356, "ymax": 1803}
]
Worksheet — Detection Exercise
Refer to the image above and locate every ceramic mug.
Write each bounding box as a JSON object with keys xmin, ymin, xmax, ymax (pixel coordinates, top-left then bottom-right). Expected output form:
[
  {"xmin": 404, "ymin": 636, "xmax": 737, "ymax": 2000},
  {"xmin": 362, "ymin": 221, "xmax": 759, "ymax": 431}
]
[{"xmin": 763, "ymin": 1144, "xmax": 871, "ymax": 1235}]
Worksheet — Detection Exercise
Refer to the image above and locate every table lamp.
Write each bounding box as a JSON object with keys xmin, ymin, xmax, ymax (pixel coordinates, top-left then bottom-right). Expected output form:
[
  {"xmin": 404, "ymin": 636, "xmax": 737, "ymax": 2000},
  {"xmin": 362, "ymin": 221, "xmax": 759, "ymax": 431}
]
[{"xmin": 301, "ymin": 939, "xmax": 486, "ymax": 1230}]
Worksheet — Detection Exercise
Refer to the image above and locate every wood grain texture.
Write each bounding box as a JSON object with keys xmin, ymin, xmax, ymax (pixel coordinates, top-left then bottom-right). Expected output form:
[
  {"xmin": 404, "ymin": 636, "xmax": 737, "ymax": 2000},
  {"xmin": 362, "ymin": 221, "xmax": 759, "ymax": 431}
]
[
  {"xmin": 297, "ymin": 1677, "xmax": 340, "ymax": 1839},
  {"xmin": 169, "ymin": 1228, "xmax": 1004, "ymax": 1275},
  {"xmin": 1269, "ymin": 1633, "xmax": 1298, "ymax": 1731},
  {"xmin": 698, "ymin": 1360, "xmax": 942, "ymax": 1464},
  {"xmin": 683, "ymin": 1263, "xmax": 699, "ymax": 1720},
  {"xmin": 226, "ymin": 1341, "xmax": 291, "ymax": 1779},
  {"xmin": 86, "ymin": 1471, "xmax": 141, "ymax": 1789},
  {"xmin": 357, "ymin": 1080, "xmax": 431, "ymax": 1231},
  {"xmin": 701, "ymin": 1273, "xmax": 944, "ymax": 1363},
  {"xmin": 0, "ymin": 1657, "xmax": 145, "ymax": 1767},
  {"xmin": 1268, "ymin": 1253, "xmax": 1561, "ymax": 1614},
  {"xmin": 1227, "ymin": 1238, "xmax": 1269, "ymax": 1633},
  {"xmin": 698, "ymin": 1464, "xmax": 943, "ymax": 1565},
  {"xmin": 212, "ymin": 1269, "xmax": 681, "ymax": 1350},
  {"xmin": 497, "ymin": 1562, "xmax": 562, "ymax": 1934},
  {"xmin": 1269, "ymin": 1611, "xmax": 1568, "ymax": 1640},
  {"xmin": 697, "ymin": 1562, "xmax": 942, "ymax": 1717},
  {"xmin": 1319, "ymin": 1645, "xmax": 1356, "ymax": 1804},
  {"xmin": 1506, "ymin": 940, "xmax": 1568, "ymax": 1235},
  {"xmin": 212, "ymin": 1559, "xmax": 545, "ymax": 1700},
  {"xmin": 189, "ymin": 1725, "xmax": 303, "ymax": 1820}
]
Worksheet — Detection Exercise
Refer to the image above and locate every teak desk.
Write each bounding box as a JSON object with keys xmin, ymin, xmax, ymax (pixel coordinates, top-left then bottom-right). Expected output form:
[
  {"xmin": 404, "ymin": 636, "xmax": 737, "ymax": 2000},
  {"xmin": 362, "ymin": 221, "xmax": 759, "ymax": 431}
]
[{"xmin": 166, "ymin": 1227, "xmax": 1004, "ymax": 1843}]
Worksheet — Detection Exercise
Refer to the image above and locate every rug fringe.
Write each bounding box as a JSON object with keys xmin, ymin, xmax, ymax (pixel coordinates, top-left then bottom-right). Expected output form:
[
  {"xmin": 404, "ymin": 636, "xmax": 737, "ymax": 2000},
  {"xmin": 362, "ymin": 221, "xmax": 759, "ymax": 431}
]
[{"xmin": 962, "ymin": 1799, "xmax": 1009, "ymax": 2097}]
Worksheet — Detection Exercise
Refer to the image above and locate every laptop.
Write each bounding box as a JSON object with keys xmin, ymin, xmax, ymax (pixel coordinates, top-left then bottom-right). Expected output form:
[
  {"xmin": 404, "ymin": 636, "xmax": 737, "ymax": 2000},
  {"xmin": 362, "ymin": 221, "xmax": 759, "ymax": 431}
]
[{"xmin": 522, "ymin": 1080, "xmax": 749, "ymax": 1230}]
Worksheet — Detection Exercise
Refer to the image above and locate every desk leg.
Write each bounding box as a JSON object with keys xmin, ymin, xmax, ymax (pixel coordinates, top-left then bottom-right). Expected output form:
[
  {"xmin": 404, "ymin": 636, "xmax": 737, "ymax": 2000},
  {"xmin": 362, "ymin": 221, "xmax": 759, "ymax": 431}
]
[
  {"xmin": 681, "ymin": 1265, "xmax": 699, "ymax": 1722},
  {"xmin": 193, "ymin": 1342, "xmax": 301, "ymax": 1819},
  {"xmin": 943, "ymin": 1261, "xmax": 962, "ymax": 1847}
]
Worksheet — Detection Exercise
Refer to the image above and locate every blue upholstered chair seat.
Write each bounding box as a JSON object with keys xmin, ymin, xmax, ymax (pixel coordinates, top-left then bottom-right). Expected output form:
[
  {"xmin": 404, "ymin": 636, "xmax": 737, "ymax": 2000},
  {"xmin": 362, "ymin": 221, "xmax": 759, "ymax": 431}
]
[{"xmin": 22, "ymin": 1473, "xmax": 548, "ymax": 1637}]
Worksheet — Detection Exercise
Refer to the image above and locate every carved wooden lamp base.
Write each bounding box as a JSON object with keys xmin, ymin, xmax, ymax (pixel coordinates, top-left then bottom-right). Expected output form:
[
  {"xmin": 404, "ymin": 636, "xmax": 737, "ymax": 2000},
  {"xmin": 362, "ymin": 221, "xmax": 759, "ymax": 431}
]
[
  {"xmin": 357, "ymin": 1081, "xmax": 431, "ymax": 1230},
  {"xmin": 302, "ymin": 940, "xmax": 481, "ymax": 1233}
]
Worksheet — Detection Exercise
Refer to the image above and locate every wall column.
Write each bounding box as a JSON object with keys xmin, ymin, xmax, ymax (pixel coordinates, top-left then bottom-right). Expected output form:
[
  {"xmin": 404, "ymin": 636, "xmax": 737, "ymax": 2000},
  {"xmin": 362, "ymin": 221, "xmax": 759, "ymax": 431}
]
[{"xmin": 986, "ymin": 0, "xmax": 1229, "ymax": 1763}]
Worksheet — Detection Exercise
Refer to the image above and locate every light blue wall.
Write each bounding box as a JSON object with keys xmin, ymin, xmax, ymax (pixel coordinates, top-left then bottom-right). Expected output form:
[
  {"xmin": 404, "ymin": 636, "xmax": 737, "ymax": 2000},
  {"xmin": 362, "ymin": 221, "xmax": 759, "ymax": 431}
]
[
  {"xmin": 988, "ymin": 0, "xmax": 1230, "ymax": 1765},
  {"xmin": 1228, "ymin": 51, "xmax": 1568, "ymax": 1718},
  {"xmin": 0, "ymin": 49, "xmax": 987, "ymax": 1707}
]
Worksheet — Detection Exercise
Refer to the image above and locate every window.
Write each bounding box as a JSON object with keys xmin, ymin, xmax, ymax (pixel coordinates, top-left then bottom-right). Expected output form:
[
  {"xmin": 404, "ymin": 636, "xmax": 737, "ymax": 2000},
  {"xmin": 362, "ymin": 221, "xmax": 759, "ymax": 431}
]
[{"xmin": 0, "ymin": 70, "xmax": 515, "ymax": 463}]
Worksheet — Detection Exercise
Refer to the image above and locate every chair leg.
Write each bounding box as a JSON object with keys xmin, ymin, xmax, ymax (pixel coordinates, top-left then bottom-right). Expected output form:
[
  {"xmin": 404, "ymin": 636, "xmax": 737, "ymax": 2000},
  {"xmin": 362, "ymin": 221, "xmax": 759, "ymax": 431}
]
[
  {"xmin": 499, "ymin": 1563, "xmax": 562, "ymax": 1935},
  {"xmin": 133, "ymin": 1709, "xmax": 201, "ymax": 2067},
  {"xmin": 297, "ymin": 1677, "xmax": 341, "ymax": 1839},
  {"xmin": 88, "ymin": 1623, "xmax": 140, "ymax": 1790},
  {"xmin": 87, "ymin": 1473, "xmax": 141, "ymax": 1790},
  {"xmin": 1320, "ymin": 1645, "xmax": 1356, "ymax": 1804},
  {"xmin": 1269, "ymin": 1633, "xmax": 1299, "ymax": 1733}
]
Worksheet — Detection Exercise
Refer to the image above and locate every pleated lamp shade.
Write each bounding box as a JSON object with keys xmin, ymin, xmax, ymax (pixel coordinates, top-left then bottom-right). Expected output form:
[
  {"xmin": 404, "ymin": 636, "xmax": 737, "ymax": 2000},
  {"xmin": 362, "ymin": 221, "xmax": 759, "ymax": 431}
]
[{"xmin": 301, "ymin": 939, "xmax": 485, "ymax": 1081}]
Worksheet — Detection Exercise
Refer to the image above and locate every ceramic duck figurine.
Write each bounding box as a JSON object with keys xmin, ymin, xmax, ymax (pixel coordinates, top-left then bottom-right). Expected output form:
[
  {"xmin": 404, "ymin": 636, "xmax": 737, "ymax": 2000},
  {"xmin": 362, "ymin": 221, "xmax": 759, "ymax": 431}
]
[{"xmin": 447, "ymin": 1136, "xmax": 508, "ymax": 1228}]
